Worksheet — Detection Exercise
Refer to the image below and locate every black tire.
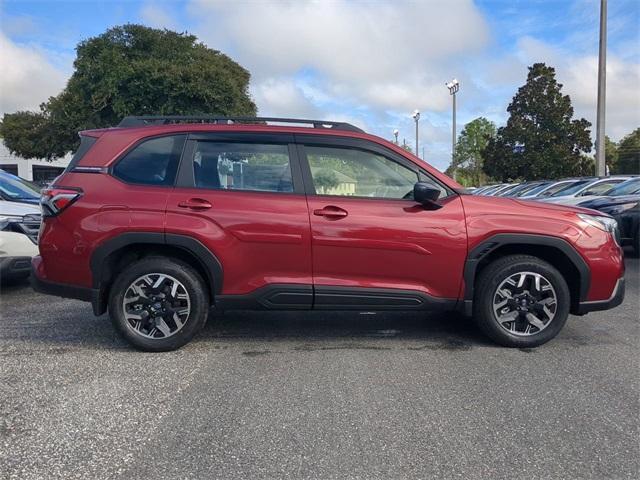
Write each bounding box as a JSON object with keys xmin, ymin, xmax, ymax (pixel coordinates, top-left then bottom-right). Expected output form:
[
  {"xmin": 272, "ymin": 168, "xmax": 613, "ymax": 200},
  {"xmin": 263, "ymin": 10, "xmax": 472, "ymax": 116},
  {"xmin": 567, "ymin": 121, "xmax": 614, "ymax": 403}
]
[
  {"xmin": 473, "ymin": 254, "xmax": 570, "ymax": 348},
  {"xmin": 108, "ymin": 256, "xmax": 209, "ymax": 352}
]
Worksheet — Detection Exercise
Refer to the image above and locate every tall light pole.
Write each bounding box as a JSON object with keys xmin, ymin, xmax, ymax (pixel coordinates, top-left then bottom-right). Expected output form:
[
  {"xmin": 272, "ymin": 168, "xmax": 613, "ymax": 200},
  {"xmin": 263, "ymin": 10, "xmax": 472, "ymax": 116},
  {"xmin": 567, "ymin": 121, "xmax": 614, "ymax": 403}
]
[
  {"xmin": 446, "ymin": 78, "xmax": 460, "ymax": 179},
  {"xmin": 595, "ymin": 0, "xmax": 607, "ymax": 176},
  {"xmin": 412, "ymin": 110, "xmax": 420, "ymax": 157},
  {"xmin": 393, "ymin": 129, "xmax": 399, "ymax": 145}
]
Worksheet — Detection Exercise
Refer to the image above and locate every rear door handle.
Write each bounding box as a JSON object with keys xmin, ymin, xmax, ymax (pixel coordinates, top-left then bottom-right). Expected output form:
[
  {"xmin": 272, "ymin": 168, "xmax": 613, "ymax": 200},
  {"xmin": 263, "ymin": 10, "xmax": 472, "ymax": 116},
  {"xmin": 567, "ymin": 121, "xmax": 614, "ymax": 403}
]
[
  {"xmin": 313, "ymin": 205, "xmax": 348, "ymax": 218},
  {"xmin": 178, "ymin": 198, "xmax": 212, "ymax": 210}
]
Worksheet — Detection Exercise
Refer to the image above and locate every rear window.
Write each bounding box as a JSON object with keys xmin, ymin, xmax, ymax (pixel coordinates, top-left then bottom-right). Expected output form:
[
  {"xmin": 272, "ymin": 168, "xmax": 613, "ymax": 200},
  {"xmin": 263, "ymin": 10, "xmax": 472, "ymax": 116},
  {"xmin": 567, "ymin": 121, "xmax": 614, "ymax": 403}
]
[
  {"xmin": 113, "ymin": 135, "xmax": 186, "ymax": 186},
  {"xmin": 65, "ymin": 135, "xmax": 98, "ymax": 172}
]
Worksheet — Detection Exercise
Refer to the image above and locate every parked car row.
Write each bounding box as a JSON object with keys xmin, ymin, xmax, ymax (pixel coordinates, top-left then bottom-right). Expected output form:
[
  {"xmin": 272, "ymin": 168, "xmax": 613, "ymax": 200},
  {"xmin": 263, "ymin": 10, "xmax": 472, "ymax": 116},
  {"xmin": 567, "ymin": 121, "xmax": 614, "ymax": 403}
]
[
  {"xmin": 473, "ymin": 176, "xmax": 640, "ymax": 254},
  {"xmin": 0, "ymin": 170, "xmax": 42, "ymax": 280}
]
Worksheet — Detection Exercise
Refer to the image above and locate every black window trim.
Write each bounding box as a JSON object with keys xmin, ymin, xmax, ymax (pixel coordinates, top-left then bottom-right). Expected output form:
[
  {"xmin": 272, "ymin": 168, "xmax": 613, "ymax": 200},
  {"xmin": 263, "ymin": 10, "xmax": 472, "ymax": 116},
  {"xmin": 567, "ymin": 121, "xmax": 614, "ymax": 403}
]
[
  {"xmin": 294, "ymin": 134, "xmax": 455, "ymax": 201},
  {"xmin": 109, "ymin": 133, "xmax": 188, "ymax": 188},
  {"xmin": 175, "ymin": 132, "xmax": 305, "ymax": 195},
  {"xmin": 65, "ymin": 135, "xmax": 98, "ymax": 173}
]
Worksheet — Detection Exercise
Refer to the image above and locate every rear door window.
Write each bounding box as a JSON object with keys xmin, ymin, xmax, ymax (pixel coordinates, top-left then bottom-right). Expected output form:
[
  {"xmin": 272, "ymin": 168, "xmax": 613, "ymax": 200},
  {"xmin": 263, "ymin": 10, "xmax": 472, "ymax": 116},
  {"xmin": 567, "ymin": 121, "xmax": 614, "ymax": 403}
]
[
  {"xmin": 113, "ymin": 135, "xmax": 186, "ymax": 186},
  {"xmin": 192, "ymin": 142, "xmax": 293, "ymax": 193}
]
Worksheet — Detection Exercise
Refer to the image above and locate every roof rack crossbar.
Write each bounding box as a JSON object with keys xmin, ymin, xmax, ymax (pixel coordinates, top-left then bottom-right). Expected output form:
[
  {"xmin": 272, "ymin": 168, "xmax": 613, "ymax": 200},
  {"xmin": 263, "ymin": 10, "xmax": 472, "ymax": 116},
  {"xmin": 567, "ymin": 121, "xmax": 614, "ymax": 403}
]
[{"xmin": 118, "ymin": 116, "xmax": 364, "ymax": 133}]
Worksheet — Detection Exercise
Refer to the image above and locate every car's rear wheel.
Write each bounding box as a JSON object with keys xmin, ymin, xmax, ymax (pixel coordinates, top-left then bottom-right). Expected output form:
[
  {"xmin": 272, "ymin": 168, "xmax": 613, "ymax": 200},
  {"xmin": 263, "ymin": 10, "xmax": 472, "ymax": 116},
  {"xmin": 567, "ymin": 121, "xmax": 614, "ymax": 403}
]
[
  {"xmin": 108, "ymin": 257, "xmax": 209, "ymax": 351},
  {"xmin": 473, "ymin": 255, "xmax": 570, "ymax": 348}
]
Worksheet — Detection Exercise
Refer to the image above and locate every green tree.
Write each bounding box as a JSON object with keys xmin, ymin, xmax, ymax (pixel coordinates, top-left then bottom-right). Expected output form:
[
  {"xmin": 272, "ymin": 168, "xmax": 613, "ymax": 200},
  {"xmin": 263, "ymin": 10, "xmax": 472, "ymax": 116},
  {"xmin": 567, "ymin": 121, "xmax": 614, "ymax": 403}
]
[
  {"xmin": 0, "ymin": 24, "xmax": 256, "ymax": 160},
  {"xmin": 615, "ymin": 128, "xmax": 640, "ymax": 174},
  {"xmin": 604, "ymin": 136, "xmax": 619, "ymax": 173},
  {"xmin": 483, "ymin": 63, "xmax": 592, "ymax": 181},
  {"xmin": 445, "ymin": 117, "xmax": 496, "ymax": 186},
  {"xmin": 313, "ymin": 170, "xmax": 340, "ymax": 192}
]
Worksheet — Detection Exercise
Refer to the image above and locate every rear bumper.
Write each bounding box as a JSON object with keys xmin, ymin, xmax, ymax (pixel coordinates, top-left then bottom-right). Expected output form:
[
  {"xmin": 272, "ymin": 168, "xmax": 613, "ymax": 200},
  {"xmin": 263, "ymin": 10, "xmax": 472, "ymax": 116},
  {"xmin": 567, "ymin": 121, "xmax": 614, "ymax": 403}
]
[
  {"xmin": 30, "ymin": 257, "xmax": 104, "ymax": 315},
  {"xmin": 576, "ymin": 277, "xmax": 625, "ymax": 314}
]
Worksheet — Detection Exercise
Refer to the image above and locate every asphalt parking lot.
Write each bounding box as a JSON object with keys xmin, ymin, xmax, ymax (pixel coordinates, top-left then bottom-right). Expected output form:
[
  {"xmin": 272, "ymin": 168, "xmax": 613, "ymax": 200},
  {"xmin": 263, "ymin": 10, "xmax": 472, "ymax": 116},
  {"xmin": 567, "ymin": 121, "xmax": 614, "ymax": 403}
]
[{"xmin": 1, "ymin": 253, "xmax": 638, "ymax": 480}]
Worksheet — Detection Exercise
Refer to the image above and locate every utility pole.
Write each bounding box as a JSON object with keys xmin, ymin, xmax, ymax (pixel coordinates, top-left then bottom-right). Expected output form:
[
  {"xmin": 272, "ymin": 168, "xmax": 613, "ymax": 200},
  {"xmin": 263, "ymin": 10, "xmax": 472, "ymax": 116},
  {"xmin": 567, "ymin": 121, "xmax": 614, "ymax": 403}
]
[
  {"xmin": 595, "ymin": 0, "xmax": 607, "ymax": 176},
  {"xmin": 393, "ymin": 129, "xmax": 399, "ymax": 145},
  {"xmin": 412, "ymin": 110, "xmax": 420, "ymax": 157}
]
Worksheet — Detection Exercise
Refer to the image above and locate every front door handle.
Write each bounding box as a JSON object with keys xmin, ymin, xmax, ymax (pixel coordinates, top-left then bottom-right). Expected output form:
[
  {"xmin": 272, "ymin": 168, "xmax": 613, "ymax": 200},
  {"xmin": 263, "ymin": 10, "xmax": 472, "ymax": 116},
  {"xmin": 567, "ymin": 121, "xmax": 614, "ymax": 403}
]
[
  {"xmin": 313, "ymin": 205, "xmax": 348, "ymax": 218},
  {"xmin": 178, "ymin": 198, "xmax": 212, "ymax": 210}
]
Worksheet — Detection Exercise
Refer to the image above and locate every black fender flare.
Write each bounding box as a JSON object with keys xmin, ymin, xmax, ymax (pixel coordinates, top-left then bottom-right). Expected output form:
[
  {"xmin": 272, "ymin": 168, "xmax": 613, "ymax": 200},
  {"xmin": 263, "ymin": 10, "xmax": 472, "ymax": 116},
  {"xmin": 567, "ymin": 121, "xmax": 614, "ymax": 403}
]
[
  {"xmin": 461, "ymin": 233, "xmax": 590, "ymax": 315},
  {"xmin": 90, "ymin": 232, "xmax": 223, "ymax": 299}
]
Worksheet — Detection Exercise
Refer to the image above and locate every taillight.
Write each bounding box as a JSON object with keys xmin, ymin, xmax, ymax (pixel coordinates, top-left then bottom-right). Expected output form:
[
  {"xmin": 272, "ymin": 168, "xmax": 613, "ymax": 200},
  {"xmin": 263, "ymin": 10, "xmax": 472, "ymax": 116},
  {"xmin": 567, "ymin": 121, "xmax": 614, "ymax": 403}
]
[{"xmin": 41, "ymin": 187, "xmax": 82, "ymax": 217}]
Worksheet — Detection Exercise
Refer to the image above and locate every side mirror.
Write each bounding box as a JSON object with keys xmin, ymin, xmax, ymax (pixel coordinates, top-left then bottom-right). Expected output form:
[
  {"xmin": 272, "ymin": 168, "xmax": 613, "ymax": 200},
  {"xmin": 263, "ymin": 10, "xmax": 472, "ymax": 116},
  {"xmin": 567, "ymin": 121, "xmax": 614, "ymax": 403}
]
[{"xmin": 413, "ymin": 182, "xmax": 441, "ymax": 209}]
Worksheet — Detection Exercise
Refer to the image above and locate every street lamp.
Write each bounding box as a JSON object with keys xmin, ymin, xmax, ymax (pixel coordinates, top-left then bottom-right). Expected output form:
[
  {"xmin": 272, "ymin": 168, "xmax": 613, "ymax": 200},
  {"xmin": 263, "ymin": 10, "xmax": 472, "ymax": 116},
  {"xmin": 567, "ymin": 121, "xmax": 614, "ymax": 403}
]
[
  {"xmin": 446, "ymin": 78, "xmax": 460, "ymax": 178},
  {"xmin": 393, "ymin": 129, "xmax": 399, "ymax": 145},
  {"xmin": 412, "ymin": 110, "xmax": 420, "ymax": 157}
]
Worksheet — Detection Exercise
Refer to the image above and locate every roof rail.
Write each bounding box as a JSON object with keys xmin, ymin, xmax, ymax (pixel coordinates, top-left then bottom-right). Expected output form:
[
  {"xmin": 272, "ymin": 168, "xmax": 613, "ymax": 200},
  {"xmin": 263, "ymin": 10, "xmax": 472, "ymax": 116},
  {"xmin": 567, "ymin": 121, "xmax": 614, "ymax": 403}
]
[{"xmin": 117, "ymin": 116, "xmax": 364, "ymax": 133}]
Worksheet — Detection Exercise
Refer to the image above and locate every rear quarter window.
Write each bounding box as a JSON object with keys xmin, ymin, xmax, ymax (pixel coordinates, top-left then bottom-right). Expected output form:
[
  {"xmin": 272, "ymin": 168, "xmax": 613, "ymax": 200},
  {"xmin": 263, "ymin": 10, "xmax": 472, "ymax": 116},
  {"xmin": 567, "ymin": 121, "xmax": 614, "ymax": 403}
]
[
  {"xmin": 65, "ymin": 135, "xmax": 98, "ymax": 172},
  {"xmin": 113, "ymin": 135, "xmax": 186, "ymax": 186}
]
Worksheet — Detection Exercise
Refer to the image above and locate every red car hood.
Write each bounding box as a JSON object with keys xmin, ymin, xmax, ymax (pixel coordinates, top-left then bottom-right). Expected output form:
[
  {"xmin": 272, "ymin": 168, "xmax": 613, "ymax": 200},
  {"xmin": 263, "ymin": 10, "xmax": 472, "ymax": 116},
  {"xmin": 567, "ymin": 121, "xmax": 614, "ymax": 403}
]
[
  {"xmin": 512, "ymin": 199, "xmax": 601, "ymax": 216},
  {"xmin": 460, "ymin": 194, "xmax": 606, "ymax": 218}
]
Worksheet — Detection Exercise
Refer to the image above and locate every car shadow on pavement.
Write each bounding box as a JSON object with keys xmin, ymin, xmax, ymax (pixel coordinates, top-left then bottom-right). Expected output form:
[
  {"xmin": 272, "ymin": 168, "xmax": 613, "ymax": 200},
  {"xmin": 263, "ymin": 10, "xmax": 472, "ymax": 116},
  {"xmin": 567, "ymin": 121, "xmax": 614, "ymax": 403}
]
[
  {"xmin": 193, "ymin": 309, "xmax": 495, "ymax": 351},
  {"xmin": 0, "ymin": 275, "xmax": 31, "ymax": 291}
]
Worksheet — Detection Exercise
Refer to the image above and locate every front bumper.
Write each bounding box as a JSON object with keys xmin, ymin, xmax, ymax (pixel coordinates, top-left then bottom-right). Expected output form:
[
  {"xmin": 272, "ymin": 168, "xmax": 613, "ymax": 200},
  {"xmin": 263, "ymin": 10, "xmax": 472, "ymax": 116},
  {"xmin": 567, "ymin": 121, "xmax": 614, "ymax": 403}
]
[
  {"xmin": 0, "ymin": 256, "xmax": 32, "ymax": 278},
  {"xmin": 0, "ymin": 231, "xmax": 39, "ymax": 257},
  {"xmin": 576, "ymin": 277, "xmax": 625, "ymax": 314},
  {"xmin": 0, "ymin": 231, "xmax": 39, "ymax": 279}
]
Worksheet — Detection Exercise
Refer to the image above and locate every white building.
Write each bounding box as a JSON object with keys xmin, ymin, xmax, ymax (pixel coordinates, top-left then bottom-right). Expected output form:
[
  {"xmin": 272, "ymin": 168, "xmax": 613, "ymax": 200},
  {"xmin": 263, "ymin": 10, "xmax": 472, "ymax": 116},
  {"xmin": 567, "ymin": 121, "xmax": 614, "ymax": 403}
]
[{"xmin": 0, "ymin": 142, "xmax": 71, "ymax": 184}]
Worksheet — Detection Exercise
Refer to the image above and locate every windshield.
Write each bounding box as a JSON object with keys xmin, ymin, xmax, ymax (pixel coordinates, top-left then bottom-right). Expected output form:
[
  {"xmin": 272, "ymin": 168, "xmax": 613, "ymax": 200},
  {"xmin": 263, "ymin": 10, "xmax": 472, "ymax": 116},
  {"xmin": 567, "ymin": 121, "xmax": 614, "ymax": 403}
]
[
  {"xmin": 0, "ymin": 171, "xmax": 41, "ymax": 201},
  {"xmin": 507, "ymin": 182, "xmax": 543, "ymax": 197},
  {"xmin": 605, "ymin": 178, "xmax": 640, "ymax": 196},
  {"xmin": 549, "ymin": 180, "xmax": 592, "ymax": 197},
  {"xmin": 521, "ymin": 182, "xmax": 551, "ymax": 197},
  {"xmin": 517, "ymin": 182, "xmax": 549, "ymax": 196}
]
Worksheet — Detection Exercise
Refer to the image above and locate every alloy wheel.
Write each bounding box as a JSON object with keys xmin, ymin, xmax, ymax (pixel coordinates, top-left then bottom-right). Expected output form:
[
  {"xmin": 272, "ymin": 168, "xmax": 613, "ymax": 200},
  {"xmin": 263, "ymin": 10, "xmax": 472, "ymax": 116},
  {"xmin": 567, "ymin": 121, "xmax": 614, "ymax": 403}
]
[
  {"xmin": 492, "ymin": 271, "xmax": 558, "ymax": 336},
  {"xmin": 122, "ymin": 273, "xmax": 191, "ymax": 339}
]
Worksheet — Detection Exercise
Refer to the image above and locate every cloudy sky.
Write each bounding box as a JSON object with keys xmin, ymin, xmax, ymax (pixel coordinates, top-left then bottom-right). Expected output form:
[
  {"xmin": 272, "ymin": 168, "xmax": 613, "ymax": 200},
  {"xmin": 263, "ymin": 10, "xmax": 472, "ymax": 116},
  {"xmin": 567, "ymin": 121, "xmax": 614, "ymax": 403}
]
[{"xmin": 1, "ymin": 0, "xmax": 638, "ymax": 170}]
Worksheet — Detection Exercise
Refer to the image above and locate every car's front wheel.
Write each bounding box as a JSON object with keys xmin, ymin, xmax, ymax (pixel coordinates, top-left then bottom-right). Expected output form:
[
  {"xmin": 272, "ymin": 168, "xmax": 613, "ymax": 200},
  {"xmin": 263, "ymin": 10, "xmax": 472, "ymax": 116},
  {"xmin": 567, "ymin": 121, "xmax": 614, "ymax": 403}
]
[
  {"xmin": 108, "ymin": 256, "xmax": 209, "ymax": 351},
  {"xmin": 473, "ymin": 255, "xmax": 570, "ymax": 348}
]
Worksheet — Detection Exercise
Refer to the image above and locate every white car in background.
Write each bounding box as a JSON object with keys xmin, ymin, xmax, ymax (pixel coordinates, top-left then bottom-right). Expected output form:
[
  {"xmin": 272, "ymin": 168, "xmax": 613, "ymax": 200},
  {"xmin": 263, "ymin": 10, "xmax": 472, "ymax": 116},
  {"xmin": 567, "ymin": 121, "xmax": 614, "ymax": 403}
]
[
  {"xmin": 574, "ymin": 177, "xmax": 640, "ymax": 206},
  {"xmin": 538, "ymin": 177, "xmax": 629, "ymax": 205},
  {"xmin": 0, "ymin": 200, "xmax": 40, "ymax": 280}
]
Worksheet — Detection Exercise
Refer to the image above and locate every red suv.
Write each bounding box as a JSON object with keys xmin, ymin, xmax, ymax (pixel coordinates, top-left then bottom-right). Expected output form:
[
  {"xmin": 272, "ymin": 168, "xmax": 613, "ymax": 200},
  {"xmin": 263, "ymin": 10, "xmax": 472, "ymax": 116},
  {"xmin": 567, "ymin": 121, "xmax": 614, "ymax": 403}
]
[{"xmin": 32, "ymin": 116, "xmax": 625, "ymax": 351}]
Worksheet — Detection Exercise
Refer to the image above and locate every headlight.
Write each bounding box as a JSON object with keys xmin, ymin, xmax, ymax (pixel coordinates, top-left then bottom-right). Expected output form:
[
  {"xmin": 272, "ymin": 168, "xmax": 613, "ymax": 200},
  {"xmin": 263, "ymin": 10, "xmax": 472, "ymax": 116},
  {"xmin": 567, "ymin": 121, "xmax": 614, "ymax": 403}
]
[
  {"xmin": 0, "ymin": 215, "xmax": 23, "ymax": 230},
  {"xmin": 578, "ymin": 213, "xmax": 618, "ymax": 233}
]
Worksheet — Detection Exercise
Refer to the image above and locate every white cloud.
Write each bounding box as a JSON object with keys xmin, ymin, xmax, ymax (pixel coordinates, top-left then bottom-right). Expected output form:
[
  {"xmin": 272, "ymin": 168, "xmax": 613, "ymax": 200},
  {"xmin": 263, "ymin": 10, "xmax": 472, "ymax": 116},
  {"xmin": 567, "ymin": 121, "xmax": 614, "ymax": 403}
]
[
  {"xmin": 563, "ymin": 56, "xmax": 640, "ymax": 141},
  {"xmin": 140, "ymin": 2, "xmax": 180, "ymax": 30},
  {"xmin": 0, "ymin": 33, "xmax": 68, "ymax": 115},
  {"xmin": 188, "ymin": 0, "xmax": 489, "ymax": 115},
  {"xmin": 251, "ymin": 78, "xmax": 321, "ymax": 118}
]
